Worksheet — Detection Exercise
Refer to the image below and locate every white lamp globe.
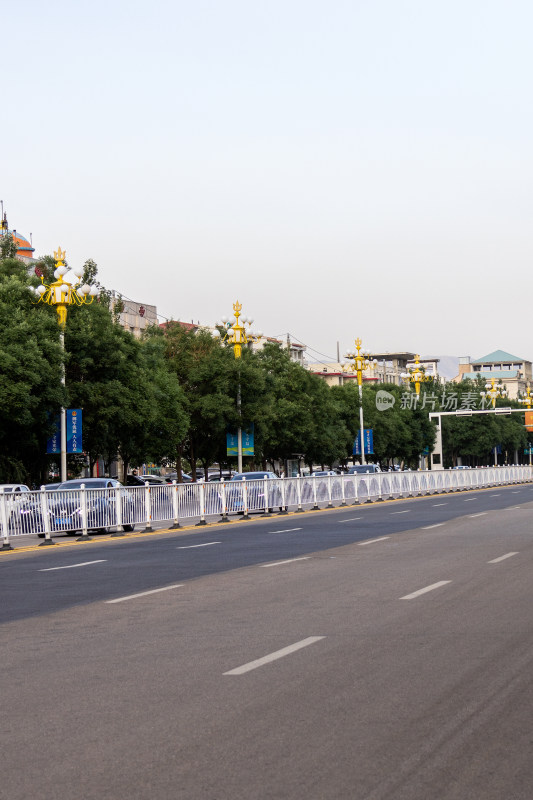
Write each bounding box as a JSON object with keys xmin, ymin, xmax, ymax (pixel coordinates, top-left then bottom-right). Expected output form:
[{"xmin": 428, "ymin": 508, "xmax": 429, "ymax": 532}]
[
  {"xmin": 212, "ymin": 329, "xmax": 221, "ymax": 338},
  {"xmin": 57, "ymin": 265, "xmax": 68, "ymax": 277},
  {"xmin": 53, "ymin": 268, "xmax": 62, "ymax": 279},
  {"xmin": 89, "ymin": 286, "xmax": 99, "ymax": 297},
  {"xmin": 79, "ymin": 284, "xmax": 90, "ymax": 295},
  {"xmin": 72, "ymin": 266, "xmax": 84, "ymax": 279},
  {"xmin": 257, "ymin": 331, "xmax": 263, "ymax": 338},
  {"xmin": 36, "ymin": 284, "xmax": 46, "ymax": 295},
  {"xmin": 221, "ymin": 316, "xmax": 228, "ymax": 324}
]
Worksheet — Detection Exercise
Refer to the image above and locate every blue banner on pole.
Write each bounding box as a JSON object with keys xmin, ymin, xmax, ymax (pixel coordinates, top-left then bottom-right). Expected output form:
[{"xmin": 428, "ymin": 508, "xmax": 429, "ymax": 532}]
[
  {"xmin": 242, "ymin": 424, "xmax": 254, "ymax": 455},
  {"xmin": 353, "ymin": 429, "xmax": 374, "ymax": 455},
  {"xmin": 66, "ymin": 409, "xmax": 83, "ymax": 453},
  {"xmin": 46, "ymin": 415, "xmax": 61, "ymax": 454},
  {"xmin": 227, "ymin": 423, "xmax": 254, "ymax": 456}
]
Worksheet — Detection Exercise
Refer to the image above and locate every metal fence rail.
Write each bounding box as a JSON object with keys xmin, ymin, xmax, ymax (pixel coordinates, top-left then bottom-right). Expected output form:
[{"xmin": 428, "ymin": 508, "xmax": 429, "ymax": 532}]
[{"xmin": 2, "ymin": 466, "xmax": 532, "ymax": 549}]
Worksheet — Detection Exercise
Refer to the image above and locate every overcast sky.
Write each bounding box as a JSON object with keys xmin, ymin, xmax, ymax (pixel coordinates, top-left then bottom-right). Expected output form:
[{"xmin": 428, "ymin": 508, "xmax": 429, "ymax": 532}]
[{"xmin": 4, "ymin": 1, "xmax": 533, "ymax": 363}]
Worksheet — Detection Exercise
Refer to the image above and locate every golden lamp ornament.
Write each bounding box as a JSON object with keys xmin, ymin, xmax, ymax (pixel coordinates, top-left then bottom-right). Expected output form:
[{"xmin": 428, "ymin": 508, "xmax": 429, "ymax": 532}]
[
  {"xmin": 32, "ymin": 247, "xmax": 98, "ymax": 327},
  {"xmin": 214, "ymin": 301, "xmax": 263, "ymax": 358}
]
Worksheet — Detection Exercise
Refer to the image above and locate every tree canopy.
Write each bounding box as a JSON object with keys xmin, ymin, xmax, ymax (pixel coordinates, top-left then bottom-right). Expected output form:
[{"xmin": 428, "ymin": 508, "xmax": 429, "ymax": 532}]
[{"xmin": 1, "ymin": 247, "xmax": 530, "ymax": 483}]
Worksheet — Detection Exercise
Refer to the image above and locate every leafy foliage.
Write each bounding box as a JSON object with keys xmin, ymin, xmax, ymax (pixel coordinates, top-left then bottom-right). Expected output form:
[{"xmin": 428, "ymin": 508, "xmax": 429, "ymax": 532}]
[
  {"xmin": 0, "ymin": 257, "xmax": 63, "ymax": 483},
  {"xmin": 1, "ymin": 246, "xmax": 530, "ymax": 481}
]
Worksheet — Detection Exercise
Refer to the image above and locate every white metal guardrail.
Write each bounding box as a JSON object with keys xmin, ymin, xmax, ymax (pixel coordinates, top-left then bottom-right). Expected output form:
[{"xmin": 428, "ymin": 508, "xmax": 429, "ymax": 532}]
[{"xmin": 1, "ymin": 466, "xmax": 532, "ymax": 550}]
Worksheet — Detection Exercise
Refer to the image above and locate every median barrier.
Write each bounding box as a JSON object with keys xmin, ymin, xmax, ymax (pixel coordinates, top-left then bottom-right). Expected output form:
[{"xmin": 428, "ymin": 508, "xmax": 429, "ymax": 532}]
[{"xmin": 1, "ymin": 467, "xmax": 532, "ymax": 549}]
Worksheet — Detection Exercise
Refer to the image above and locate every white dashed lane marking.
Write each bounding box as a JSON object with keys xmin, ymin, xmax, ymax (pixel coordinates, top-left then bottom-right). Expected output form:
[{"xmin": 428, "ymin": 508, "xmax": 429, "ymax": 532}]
[
  {"xmin": 39, "ymin": 560, "xmax": 106, "ymax": 572},
  {"xmin": 260, "ymin": 557, "xmax": 310, "ymax": 568},
  {"xmin": 224, "ymin": 637, "xmax": 325, "ymax": 675},
  {"xmin": 269, "ymin": 528, "xmax": 302, "ymax": 534},
  {"xmin": 177, "ymin": 542, "xmax": 221, "ymax": 549},
  {"xmin": 106, "ymin": 585, "xmax": 184, "ymax": 604},
  {"xmin": 401, "ymin": 581, "xmax": 451, "ymax": 600},
  {"xmin": 357, "ymin": 537, "xmax": 389, "ymax": 546},
  {"xmin": 488, "ymin": 552, "xmax": 518, "ymax": 564}
]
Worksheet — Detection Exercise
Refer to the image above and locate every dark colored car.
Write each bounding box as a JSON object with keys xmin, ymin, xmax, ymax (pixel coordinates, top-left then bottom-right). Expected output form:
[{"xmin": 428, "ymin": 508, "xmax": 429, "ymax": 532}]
[
  {"xmin": 1, "ymin": 484, "xmax": 32, "ymax": 533},
  {"xmin": 37, "ymin": 478, "xmax": 136, "ymax": 536},
  {"xmin": 348, "ymin": 464, "xmax": 381, "ymax": 474},
  {"xmin": 226, "ymin": 472, "xmax": 282, "ymax": 513},
  {"xmin": 127, "ymin": 473, "xmax": 193, "ymax": 485}
]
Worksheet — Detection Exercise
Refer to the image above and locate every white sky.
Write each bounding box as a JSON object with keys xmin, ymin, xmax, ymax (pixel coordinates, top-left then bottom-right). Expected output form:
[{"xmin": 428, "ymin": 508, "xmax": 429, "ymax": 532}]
[{"xmin": 4, "ymin": 1, "xmax": 533, "ymax": 362}]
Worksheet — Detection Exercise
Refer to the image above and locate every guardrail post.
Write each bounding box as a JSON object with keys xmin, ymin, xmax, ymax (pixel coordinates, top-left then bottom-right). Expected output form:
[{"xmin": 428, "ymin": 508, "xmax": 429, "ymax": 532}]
[
  {"xmin": 196, "ymin": 481, "xmax": 208, "ymax": 526},
  {"xmin": 38, "ymin": 485, "xmax": 56, "ymax": 546},
  {"xmin": 340, "ymin": 472, "xmax": 346, "ymax": 506},
  {"xmin": 295, "ymin": 474, "xmax": 305, "ymax": 512},
  {"xmin": 263, "ymin": 477, "xmax": 273, "ymax": 516},
  {"xmin": 352, "ymin": 475, "xmax": 360, "ymax": 505},
  {"xmin": 170, "ymin": 480, "xmax": 181, "ymax": 528},
  {"xmin": 376, "ymin": 473, "xmax": 384, "ymax": 502},
  {"xmin": 219, "ymin": 479, "xmax": 230, "ymax": 523},
  {"xmin": 240, "ymin": 477, "xmax": 251, "ymax": 520},
  {"xmin": 311, "ymin": 474, "xmax": 319, "ymax": 510},
  {"xmin": 76, "ymin": 484, "xmax": 92, "ymax": 541},
  {"xmin": 111, "ymin": 486, "xmax": 125, "ymax": 537},
  {"xmin": 0, "ymin": 489, "xmax": 13, "ymax": 551},
  {"xmin": 143, "ymin": 482, "xmax": 153, "ymax": 532},
  {"xmin": 278, "ymin": 477, "xmax": 288, "ymax": 515},
  {"xmin": 326, "ymin": 474, "xmax": 333, "ymax": 508}
]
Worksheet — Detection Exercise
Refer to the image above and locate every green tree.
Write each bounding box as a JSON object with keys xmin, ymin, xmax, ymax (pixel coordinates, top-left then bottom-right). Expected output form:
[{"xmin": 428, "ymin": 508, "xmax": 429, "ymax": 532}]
[
  {"xmin": 65, "ymin": 301, "xmax": 188, "ymax": 477},
  {"xmin": 0, "ymin": 256, "xmax": 63, "ymax": 483},
  {"xmin": 153, "ymin": 323, "xmax": 245, "ymax": 480}
]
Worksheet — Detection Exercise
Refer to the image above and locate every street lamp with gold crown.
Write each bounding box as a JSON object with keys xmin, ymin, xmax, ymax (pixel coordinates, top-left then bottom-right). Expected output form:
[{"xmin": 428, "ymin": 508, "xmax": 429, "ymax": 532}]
[
  {"xmin": 32, "ymin": 247, "xmax": 99, "ymax": 481},
  {"xmin": 341, "ymin": 338, "xmax": 377, "ymax": 466},
  {"xmin": 518, "ymin": 384, "xmax": 533, "ymax": 465},
  {"xmin": 480, "ymin": 377, "xmax": 507, "ymax": 409},
  {"xmin": 480, "ymin": 378, "xmax": 507, "ymax": 466},
  {"xmin": 213, "ymin": 302, "xmax": 263, "ymax": 472},
  {"xmin": 401, "ymin": 355, "xmax": 431, "ymax": 397}
]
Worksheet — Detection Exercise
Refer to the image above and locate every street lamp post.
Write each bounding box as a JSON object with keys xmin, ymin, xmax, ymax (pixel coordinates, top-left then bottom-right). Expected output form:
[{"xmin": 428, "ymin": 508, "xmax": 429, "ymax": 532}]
[
  {"xmin": 214, "ymin": 301, "xmax": 262, "ymax": 473},
  {"xmin": 480, "ymin": 378, "xmax": 508, "ymax": 466},
  {"xmin": 401, "ymin": 355, "xmax": 430, "ymax": 397},
  {"xmin": 518, "ymin": 384, "xmax": 533, "ymax": 465},
  {"xmin": 401, "ymin": 356, "xmax": 432, "ymax": 469},
  {"xmin": 342, "ymin": 338, "xmax": 376, "ymax": 466},
  {"xmin": 32, "ymin": 247, "xmax": 98, "ymax": 482}
]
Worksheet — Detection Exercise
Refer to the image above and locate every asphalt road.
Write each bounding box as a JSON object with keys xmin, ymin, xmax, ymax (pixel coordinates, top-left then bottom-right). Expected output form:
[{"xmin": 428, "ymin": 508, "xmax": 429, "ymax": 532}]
[{"xmin": 2, "ymin": 483, "xmax": 533, "ymax": 799}]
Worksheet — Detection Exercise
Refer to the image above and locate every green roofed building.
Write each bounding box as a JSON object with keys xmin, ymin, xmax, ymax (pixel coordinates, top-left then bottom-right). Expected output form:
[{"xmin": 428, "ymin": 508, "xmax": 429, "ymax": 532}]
[{"xmin": 455, "ymin": 350, "xmax": 532, "ymax": 399}]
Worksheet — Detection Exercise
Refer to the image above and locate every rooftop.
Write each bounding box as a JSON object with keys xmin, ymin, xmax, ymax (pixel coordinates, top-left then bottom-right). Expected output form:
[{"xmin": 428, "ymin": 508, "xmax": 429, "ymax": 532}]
[{"xmin": 472, "ymin": 350, "xmax": 527, "ymax": 365}]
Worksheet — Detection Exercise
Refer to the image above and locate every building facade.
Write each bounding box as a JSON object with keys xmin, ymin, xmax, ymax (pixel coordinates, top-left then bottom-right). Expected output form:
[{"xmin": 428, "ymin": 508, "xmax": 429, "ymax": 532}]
[
  {"xmin": 454, "ymin": 350, "xmax": 532, "ymax": 400},
  {"xmin": 112, "ymin": 295, "xmax": 158, "ymax": 338}
]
